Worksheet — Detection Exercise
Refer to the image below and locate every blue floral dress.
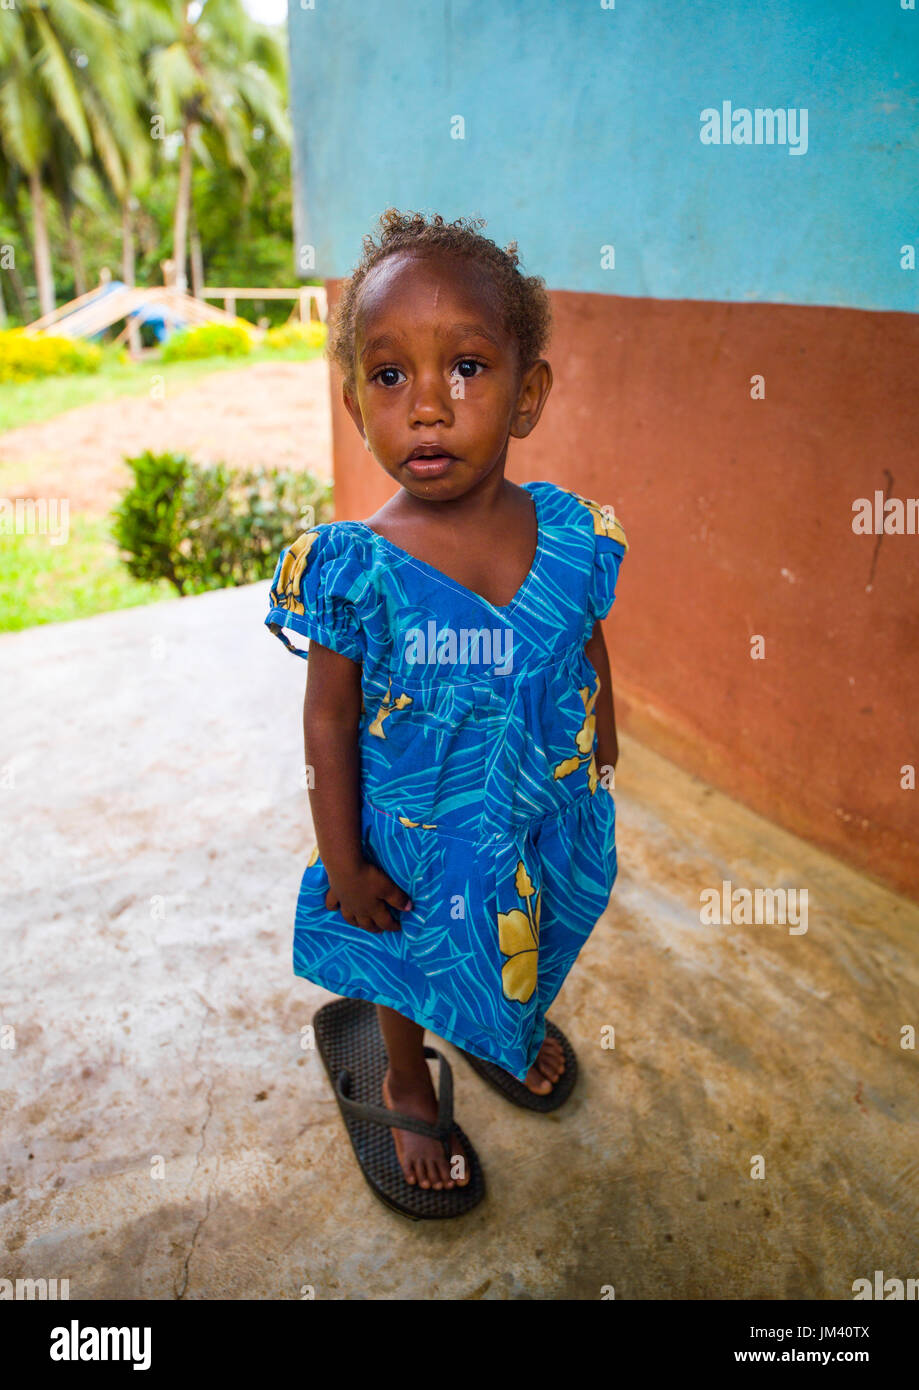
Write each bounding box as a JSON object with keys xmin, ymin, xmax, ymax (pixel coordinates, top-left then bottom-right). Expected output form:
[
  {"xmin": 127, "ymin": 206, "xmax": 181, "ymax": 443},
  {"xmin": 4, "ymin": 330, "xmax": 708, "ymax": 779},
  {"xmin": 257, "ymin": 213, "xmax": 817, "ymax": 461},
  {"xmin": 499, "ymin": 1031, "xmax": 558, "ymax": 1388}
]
[{"xmin": 265, "ymin": 480, "xmax": 628, "ymax": 1081}]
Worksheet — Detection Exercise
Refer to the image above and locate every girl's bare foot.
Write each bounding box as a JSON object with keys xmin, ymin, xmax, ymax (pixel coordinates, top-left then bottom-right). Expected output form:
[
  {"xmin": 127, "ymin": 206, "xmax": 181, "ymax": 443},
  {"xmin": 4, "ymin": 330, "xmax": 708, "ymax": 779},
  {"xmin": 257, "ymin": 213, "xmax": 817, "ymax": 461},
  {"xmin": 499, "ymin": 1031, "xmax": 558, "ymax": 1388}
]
[
  {"xmin": 522, "ymin": 1033, "xmax": 566, "ymax": 1094},
  {"xmin": 382, "ymin": 1065, "xmax": 471, "ymax": 1191}
]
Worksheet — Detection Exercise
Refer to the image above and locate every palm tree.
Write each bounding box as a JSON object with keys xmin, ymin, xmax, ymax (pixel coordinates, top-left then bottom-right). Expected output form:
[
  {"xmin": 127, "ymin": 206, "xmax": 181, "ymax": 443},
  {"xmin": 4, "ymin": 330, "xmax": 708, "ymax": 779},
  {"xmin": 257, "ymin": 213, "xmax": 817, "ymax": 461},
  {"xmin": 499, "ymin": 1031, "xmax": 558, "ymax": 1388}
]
[
  {"xmin": 0, "ymin": 0, "xmax": 129, "ymax": 316},
  {"xmin": 82, "ymin": 1, "xmax": 159, "ymax": 350},
  {"xmin": 0, "ymin": 148, "xmax": 33, "ymax": 324},
  {"xmin": 141, "ymin": 0, "xmax": 289, "ymax": 294},
  {"xmin": 0, "ymin": 0, "xmax": 290, "ymax": 320}
]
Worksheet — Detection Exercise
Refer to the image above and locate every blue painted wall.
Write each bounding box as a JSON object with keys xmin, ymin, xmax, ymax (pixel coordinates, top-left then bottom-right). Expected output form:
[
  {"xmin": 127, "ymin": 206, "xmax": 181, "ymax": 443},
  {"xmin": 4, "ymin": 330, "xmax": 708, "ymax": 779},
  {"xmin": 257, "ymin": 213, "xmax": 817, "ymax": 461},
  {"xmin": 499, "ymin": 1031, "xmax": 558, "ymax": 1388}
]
[{"xmin": 288, "ymin": 0, "xmax": 918, "ymax": 312}]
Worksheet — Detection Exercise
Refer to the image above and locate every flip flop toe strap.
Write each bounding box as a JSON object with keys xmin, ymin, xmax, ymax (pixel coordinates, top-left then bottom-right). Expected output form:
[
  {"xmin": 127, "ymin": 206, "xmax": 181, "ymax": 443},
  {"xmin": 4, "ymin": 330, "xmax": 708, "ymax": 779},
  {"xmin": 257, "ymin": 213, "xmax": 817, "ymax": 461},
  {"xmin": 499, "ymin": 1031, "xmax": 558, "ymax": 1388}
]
[
  {"xmin": 335, "ymin": 1045, "xmax": 458, "ymax": 1161},
  {"xmin": 427, "ymin": 1046, "xmax": 455, "ymax": 1137}
]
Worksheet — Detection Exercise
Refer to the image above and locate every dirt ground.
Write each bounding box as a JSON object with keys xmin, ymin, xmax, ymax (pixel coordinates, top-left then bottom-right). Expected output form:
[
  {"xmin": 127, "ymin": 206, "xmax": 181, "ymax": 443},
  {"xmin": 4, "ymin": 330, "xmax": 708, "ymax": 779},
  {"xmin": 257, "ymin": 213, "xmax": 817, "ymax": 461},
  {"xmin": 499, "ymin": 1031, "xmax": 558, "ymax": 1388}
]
[{"xmin": 0, "ymin": 358, "xmax": 332, "ymax": 518}]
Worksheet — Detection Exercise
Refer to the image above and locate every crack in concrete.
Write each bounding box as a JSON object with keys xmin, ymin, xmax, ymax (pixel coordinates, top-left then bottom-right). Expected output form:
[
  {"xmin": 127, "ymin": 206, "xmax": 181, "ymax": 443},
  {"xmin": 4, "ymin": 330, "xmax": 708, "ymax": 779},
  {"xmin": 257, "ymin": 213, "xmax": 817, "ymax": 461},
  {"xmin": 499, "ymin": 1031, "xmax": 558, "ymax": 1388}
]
[
  {"xmin": 174, "ymin": 989, "xmax": 217, "ymax": 1300},
  {"xmin": 176, "ymin": 1188, "xmax": 213, "ymax": 1300},
  {"xmin": 295, "ymin": 1117, "xmax": 331, "ymax": 1139}
]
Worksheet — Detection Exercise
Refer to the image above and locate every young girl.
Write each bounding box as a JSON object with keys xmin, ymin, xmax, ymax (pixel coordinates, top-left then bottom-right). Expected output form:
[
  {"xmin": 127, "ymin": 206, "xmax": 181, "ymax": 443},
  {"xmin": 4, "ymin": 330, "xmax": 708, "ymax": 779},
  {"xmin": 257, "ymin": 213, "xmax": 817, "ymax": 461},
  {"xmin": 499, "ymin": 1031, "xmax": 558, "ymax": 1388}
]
[{"xmin": 265, "ymin": 210, "xmax": 628, "ymax": 1220}]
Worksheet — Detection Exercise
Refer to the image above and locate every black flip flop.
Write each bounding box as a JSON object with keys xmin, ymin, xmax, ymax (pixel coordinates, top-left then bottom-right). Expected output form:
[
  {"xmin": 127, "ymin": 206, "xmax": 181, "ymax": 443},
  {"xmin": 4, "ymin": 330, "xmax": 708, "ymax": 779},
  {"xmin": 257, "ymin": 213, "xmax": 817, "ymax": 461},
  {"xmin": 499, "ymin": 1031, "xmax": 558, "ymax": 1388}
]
[
  {"xmin": 313, "ymin": 997, "xmax": 485, "ymax": 1220},
  {"xmin": 458, "ymin": 1019, "xmax": 578, "ymax": 1112}
]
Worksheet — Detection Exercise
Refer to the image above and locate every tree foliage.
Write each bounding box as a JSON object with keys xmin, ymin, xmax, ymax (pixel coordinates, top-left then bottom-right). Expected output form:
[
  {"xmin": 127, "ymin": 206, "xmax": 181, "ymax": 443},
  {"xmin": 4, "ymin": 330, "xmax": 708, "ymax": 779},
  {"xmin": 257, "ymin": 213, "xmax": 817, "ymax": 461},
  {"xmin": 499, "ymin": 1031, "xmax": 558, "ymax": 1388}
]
[{"xmin": 0, "ymin": 1, "xmax": 299, "ymax": 326}]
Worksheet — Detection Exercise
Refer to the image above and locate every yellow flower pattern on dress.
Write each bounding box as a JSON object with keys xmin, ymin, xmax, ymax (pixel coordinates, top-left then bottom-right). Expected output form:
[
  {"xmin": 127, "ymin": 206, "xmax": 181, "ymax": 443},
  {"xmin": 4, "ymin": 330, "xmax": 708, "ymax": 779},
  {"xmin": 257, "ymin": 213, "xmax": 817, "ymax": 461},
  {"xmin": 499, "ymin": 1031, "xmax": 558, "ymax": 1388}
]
[
  {"xmin": 553, "ymin": 679, "xmax": 601, "ymax": 793},
  {"xmin": 574, "ymin": 495, "xmax": 629, "ymax": 552},
  {"xmin": 306, "ymin": 844, "xmax": 320, "ymax": 867},
  {"xmin": 368, "ymin": 677, "xmax": 413, "ymax": 738},
  {"xmin": 269, "ymin": 530, "xmax": 321, "ymax": 615},
  {"xmin": 398, "ymin": 816, "xmax": 439, "ymax": 829},
  {"xmin": 498, "ymin": 860, "xmax": 541, "ymax": 1003}
]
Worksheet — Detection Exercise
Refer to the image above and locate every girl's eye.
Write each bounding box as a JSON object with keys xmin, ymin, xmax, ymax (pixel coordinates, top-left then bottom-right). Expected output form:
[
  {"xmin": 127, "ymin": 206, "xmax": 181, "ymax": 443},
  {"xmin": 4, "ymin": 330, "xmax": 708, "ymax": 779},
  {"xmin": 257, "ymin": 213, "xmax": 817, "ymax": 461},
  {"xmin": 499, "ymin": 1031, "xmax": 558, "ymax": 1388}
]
[
  {"xmin": 372, "ymin": 367, "xmax": 406, "ymax": 387},
  {"xmin": 370, "ymin": 360, "xmax": 485, "ymax": 386},
  {"xmin": 452, "ymin": 359, "xmax": 485, "ymax": 379}
]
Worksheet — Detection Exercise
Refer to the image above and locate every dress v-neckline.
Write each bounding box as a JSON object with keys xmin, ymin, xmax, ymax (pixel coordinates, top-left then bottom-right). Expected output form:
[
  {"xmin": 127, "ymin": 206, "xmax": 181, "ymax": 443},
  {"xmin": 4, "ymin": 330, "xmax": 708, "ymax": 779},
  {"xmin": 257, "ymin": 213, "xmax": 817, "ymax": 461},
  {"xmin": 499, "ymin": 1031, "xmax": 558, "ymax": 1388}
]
[{"xmin": 354, "ymin": 481, "xmax": 544, "ymax": 614}]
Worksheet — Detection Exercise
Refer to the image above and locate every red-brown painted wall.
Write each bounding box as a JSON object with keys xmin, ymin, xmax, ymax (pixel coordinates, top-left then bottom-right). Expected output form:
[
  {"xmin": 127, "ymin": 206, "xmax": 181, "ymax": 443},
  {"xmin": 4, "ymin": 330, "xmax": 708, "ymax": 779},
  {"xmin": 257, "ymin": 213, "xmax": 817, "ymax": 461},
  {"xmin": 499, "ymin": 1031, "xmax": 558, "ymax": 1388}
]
[{"xmin": 326, "ymin": 281, "xmax": 919, "ymax": 903}]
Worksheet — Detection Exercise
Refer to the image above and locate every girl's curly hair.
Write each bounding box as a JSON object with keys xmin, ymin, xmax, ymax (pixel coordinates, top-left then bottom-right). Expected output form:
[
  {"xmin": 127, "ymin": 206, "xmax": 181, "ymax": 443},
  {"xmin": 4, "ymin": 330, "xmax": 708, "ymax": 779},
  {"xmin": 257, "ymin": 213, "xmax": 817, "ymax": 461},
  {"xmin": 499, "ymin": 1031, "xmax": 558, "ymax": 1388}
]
[{"xmin": 327, "ymin": 209, "xmax": 552, "ymax": 392}]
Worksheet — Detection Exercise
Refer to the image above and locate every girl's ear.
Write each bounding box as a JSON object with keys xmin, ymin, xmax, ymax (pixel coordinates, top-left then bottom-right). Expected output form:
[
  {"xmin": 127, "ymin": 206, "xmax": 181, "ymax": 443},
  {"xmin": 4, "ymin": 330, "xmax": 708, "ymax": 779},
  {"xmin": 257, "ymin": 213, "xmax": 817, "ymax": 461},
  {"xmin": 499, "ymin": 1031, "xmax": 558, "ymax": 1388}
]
[{"xmin": 510, "ymin": 358, "xmax": 553, "ymax": 440}]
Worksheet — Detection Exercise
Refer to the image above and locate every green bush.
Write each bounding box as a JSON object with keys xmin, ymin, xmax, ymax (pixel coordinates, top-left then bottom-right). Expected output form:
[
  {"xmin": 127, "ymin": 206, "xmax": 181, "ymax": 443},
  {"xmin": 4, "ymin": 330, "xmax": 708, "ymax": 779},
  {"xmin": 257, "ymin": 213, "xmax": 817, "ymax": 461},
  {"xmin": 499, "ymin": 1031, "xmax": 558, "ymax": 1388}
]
[
  {"xmin": 160, "ymin": 321, "xmax": 254, "ymax": 362},
  {"xmin": 112, "ymin": 450, "xmax": 333, "ymax": 596},
  {"xmin": 264, "ymin": 320, "xmax": 328, "ymax": 350},
  {"xmin": 0, "ymin": 329, "xmax": 103, "ymax": 382}
]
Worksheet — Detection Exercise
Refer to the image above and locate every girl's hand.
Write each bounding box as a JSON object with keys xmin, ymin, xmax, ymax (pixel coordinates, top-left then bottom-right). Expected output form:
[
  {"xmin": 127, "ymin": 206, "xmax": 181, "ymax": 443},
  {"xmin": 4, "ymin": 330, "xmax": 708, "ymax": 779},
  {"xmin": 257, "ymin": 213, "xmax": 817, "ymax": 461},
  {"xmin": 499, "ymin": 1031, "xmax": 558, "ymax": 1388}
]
[{"xmin": 325, "ymin": 860, "xmax": 413, "ymax": 932}]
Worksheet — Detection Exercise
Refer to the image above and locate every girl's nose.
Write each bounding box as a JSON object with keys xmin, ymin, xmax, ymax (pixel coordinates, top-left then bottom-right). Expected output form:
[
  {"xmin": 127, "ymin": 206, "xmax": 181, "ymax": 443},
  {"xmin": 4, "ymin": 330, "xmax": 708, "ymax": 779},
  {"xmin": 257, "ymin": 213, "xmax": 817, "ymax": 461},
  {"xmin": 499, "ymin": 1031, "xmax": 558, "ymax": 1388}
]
[{"xmin": 409, "ymin": 372, "xmax": 455, "ymax": 426}]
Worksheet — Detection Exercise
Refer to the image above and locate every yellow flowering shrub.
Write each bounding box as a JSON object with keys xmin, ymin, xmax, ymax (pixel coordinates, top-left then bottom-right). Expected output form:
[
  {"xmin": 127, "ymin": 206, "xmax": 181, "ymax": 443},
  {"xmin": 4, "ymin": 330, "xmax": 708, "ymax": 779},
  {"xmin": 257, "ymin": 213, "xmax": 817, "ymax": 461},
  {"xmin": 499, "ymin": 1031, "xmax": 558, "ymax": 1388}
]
[
  {"xmin": 160, "ymin": 321, "xmax": 255, "ymax": 362},
  {"xmin": 0, "ymin": 329, "xmax": 102, "ymax": 382},
  {"xmin": 264, "ymin": 320, "xmax": 328, "ymax": 350}
]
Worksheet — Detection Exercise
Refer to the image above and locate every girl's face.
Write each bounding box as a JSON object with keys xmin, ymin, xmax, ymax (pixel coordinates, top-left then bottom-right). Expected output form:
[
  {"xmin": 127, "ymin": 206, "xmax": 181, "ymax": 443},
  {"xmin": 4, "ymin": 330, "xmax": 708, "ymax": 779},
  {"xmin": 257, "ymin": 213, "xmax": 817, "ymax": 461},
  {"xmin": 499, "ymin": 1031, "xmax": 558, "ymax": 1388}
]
[{"xmin": 343, "ymin": 249, "xmax": 551, "ymax": 501}]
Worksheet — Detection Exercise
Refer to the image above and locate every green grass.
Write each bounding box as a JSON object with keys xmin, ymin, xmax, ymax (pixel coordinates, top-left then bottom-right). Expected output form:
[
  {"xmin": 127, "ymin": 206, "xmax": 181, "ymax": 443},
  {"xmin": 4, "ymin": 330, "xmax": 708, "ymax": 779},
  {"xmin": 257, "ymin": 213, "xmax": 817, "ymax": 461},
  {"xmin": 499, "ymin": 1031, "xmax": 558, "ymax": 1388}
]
[
  {"xmin": 0, "ymin": 340, "xmax": 328, "ymax": 630},
  {"xmin": 0, "ymin": 512, "xmax": 175, "ymax": 631},
  {"xmin": 0, "ymin": 341, "xmax": 327, "ymax": 434}
]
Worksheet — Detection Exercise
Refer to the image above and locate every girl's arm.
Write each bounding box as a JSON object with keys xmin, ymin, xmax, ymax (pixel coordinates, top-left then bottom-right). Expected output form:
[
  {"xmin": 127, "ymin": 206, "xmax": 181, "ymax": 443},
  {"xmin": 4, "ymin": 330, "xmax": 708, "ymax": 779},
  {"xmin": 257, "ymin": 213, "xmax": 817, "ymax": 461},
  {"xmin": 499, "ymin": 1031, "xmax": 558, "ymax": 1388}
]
[
  {"xmin": 303, "ymin": 641, "xmax": 411, "ymax": 932},
  {"xmin": 584, "ymin": 619, "xmax": 619, "ymax": 776}
]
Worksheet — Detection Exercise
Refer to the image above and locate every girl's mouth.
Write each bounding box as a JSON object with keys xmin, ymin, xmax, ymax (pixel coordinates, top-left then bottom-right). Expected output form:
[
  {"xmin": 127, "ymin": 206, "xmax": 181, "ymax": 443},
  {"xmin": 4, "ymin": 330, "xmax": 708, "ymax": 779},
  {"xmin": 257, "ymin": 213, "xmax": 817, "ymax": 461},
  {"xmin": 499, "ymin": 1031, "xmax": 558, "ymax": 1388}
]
[{"xmin": 404, "ymin": 455, "xmax": 456, "ymax": 478}]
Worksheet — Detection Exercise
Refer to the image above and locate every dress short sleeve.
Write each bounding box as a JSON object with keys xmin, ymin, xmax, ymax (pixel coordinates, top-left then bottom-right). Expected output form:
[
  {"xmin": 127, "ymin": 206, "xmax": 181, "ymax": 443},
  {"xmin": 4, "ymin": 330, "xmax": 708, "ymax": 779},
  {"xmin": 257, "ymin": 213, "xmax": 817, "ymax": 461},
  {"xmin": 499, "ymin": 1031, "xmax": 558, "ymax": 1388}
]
[
  {"xmin": 265, "ymin": 524, "xmax": 366, "ymax": 664},
  {"xmin": 572, "ymin": 494, "xmax": 629, "ymax": 624}
]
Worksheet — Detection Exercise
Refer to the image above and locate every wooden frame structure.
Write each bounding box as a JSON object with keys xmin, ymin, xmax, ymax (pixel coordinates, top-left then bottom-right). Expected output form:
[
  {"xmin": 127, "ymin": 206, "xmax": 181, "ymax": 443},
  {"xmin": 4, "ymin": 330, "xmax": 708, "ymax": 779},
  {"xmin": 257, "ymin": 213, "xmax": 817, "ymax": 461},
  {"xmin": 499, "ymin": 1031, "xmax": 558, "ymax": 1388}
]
[
  {"xmin": 201, "ymin": 286, "xmax": 327, "ymax": 323},
  {"xmin": 23, "ymin": 282, "xmax": 327, "ymax": 344}
]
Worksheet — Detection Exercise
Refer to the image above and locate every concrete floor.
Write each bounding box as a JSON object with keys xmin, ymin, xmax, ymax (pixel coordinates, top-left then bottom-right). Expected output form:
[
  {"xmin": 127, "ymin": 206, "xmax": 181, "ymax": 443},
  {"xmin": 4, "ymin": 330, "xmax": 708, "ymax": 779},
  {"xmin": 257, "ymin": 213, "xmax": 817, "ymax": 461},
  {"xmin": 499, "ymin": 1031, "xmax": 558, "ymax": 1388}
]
[{"xmin": 1, "ymin": 582, "xmax": 917, "ymax": 1300}]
